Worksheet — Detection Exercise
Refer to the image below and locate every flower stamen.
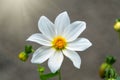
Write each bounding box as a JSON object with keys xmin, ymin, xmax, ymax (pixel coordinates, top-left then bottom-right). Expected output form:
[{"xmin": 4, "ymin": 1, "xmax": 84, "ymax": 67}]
[{"xmin": 52, "ymin": 36, "xmax": 67, "ymax": 50}]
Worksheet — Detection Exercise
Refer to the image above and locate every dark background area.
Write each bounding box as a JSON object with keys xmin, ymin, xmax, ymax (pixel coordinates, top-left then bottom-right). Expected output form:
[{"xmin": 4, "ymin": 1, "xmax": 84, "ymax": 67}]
[{"xmin": 0, "ymin": 0, "xmax": 120, "ymax": 80}]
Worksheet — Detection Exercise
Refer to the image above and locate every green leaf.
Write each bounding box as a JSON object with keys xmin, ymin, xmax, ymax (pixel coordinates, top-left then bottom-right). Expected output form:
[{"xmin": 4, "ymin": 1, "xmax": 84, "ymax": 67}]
[
  {"xmin": 105, "ymin": 56, "xmax": 116, "ymax": 65},
  {"xmin": 116, "ymin": 18, "xmax": 120, "ymax": 22},
  {"xmin": 105, "ymin": 68, "xmax": 111, "ymax": 78},
  {"xmin": 25, "ymin": 45, "xmax": 34, "ymax": 54}
]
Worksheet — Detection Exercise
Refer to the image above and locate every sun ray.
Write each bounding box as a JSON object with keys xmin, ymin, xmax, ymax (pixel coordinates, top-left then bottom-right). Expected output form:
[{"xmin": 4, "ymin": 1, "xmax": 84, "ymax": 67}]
[{"xmin": 0, "ymin": 0, "xmax": 61, "ymax": 60}]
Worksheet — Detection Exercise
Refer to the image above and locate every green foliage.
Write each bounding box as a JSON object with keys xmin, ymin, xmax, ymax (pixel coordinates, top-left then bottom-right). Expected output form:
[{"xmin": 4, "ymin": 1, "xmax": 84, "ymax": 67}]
[
  {"xmin": 25, "ymin": 45, "xmax": 34, "ymax": 54},
  {"xmin": 19, "ymin": 45, "xmax": 34, "ymax": 62},
  {"xmin": 38, "ymin": 65, "xmax": 59, "ymax": 80},
  {"xmin": 99, "ymin": 56, "xmax": 120, "ymax": 80},
  {"xmin": 116, "ymin": 18, "xmax": 120, "ymax": 22},
  {"xmin": 116, "ymin": 76, "xmax": 120, "ymax": 80},
  {"xmin": 40, "ymin": 72, "xmax": 59, "ymax": 80},
  {"xmin": 105, "ymin": 56, "xmax": 116, "ymax": 65}
]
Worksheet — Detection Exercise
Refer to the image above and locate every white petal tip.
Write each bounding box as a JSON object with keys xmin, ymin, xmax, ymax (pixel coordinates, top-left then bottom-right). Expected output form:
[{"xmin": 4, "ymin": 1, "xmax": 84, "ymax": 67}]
[
  {"xmin": 76, "ymin": 65, "xmax": 80, "ymax": 69},
  {"xmin": 90, "ymin": 42, "xmax": 92, "ymax": 47},
  {"xmin": 40, "ymin": 16, "xmax": 46, "ymax": 19},
  {"xmin": 60, "ymin": 11, "xmax": 68, "ymax": 16},
  {"xmin": 82, "ymin": 21, "xmax": 86, "ymax": 25},
  {"xmin": 81, "ymin": 21, "xmax": 86, "ymax": 29},
  {"xmin": 88, "ymin": 40, "xmax": 92, "ymax": 48},
  {"xmin": 49, "ymin": 66, "xmax": 58, "ymax": 73},
  {"xmin": 26, "ymin": 38, "xmax": 30, "ymax": 41},
  {"xmin": 51, "ymin": 70, "xmax": 57, "ymax": 73},
  {"xmin": 31, "ymin": 59, "xmax": 39, "ymax": 64},
  {"xmin": 63, "ymin": 11, "xmax": 67, "ymax": 14},
  {"xmin": 31, "ymin": 58, "xmax": 38, "ymax": 64},
  {"xmin": 38, "ymin": 16, "xmax": 47, "ymax": 24},
  {"xmin": 77, "ymin": 21, "xmax": 86, "ymax": 25},
  {"xmin": 74, "ymin": 63, "xmax": 81, "ymax": 69},
  {"xmin": 31, "ymin": 59, "xmax": 34, "ymax": 63},
  {"xmin": 49, "ymin": 65, "xmax": 60, "ymax": 73},
  {"xmin": 26, "ymin": 38, "xmax": 33, "ymax": 42},
  {"xmin": 26, "ymin": 35, "xmax": 34, "ymax": 41},
  {"xmin": 84, "ymin": 39, "xmax": 92, "ymax": 50}
]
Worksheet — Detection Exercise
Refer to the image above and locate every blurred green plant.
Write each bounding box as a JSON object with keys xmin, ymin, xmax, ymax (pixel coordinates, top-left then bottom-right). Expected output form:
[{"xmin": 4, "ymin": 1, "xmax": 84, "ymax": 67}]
[{"xmin": 99, "ymin": 56, "xmax": 120, "ymax": 80}]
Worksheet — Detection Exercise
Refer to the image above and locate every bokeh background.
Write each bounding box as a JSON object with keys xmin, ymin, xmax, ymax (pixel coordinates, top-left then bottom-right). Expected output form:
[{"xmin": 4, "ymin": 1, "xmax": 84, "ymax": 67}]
[{"xmin": 0, "ymin": 0, "xmax": 120, "ymax": 80}]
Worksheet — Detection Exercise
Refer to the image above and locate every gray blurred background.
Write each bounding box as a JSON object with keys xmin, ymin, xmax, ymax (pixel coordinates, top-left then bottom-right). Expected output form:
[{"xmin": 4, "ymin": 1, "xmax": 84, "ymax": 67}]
[{"xmin": 0, "ymin": 0, "xmax": 120, "ymax": 80}]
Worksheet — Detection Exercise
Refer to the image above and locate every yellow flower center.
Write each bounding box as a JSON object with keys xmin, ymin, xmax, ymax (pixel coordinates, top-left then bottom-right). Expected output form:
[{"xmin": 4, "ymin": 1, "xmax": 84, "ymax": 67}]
[{"xmin": 52, "ymin": 36, "xmax": 67, "ymax": 50}]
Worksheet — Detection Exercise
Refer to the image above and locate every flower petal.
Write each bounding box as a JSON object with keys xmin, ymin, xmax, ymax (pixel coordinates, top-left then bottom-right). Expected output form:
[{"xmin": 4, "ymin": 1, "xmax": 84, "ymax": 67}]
[
  {"xmin": 63, "ymin": 49, "xmax": 81, "ymax": 69},
  {"xmin": 66, "ymin": 38, "xmax": 92, "ymax": 51},
  {"xmin": 26, "ymin": 33, "xmax": 51, "ymax": 46},
  {"xmin": 31, "ymin": 46, "xmax": 55, "ymax": 64},
  {"xmin": 38, "ymin": 16, "xmax": 55, "ymax": 40},
  {"xmin": 55, "ymin": 11, "xmax": 70, "ymax": 35},
  {"xmin": 63, "ymin": 21, "xmax": 86, "ymax": 42},
  {"xmin": 48, "ymin": 51, "xmax": 64, "ymax": 73}
]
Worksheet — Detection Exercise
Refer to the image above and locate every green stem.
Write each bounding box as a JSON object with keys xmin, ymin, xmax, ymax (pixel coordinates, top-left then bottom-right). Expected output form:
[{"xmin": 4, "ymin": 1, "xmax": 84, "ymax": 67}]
[
  {"xmin": 40, "ymin": 72, "xmax": 58, "ymax": 80},
  {"xmin": 58, "ymin": 69, "xmax": 62, "ymax": 80}
]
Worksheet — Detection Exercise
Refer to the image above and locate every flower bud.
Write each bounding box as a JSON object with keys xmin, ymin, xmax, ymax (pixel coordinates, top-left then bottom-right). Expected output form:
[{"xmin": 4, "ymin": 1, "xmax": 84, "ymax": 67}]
[
  {"xmin": 99, "ymin": 63, "xmax": 110, "ymax": 78},
  {"xmin": 38, "ymin": 67, "xmax": 45, "ymax": 73},
  {"xmin": 18, "ymin": 52, "xmax": 28, "ymax": 62},
  {"xmin": 114, "ymin": 19, "xmax": 120, "ymax": 32}
]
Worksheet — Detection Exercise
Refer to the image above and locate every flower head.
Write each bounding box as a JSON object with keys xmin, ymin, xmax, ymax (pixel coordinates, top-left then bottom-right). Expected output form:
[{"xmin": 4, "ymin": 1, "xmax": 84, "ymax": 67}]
[
  {"xmin": 18, "ymin": 52, "xmax": 28, "ymax": 62},
  {"xmin": 27, "ymin": 11, "xmax": 92, "ymax": 73},
  {"xmin": 114, "ymin": 18, "xmax": 120, "ymax": 32}
]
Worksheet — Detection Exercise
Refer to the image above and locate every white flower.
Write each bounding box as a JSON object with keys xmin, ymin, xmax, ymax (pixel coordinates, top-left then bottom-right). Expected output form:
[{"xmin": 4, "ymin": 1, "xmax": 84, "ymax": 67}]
[{"xmin": 27, "ymin": 11, "xmax": 92, "ymax": 73}]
